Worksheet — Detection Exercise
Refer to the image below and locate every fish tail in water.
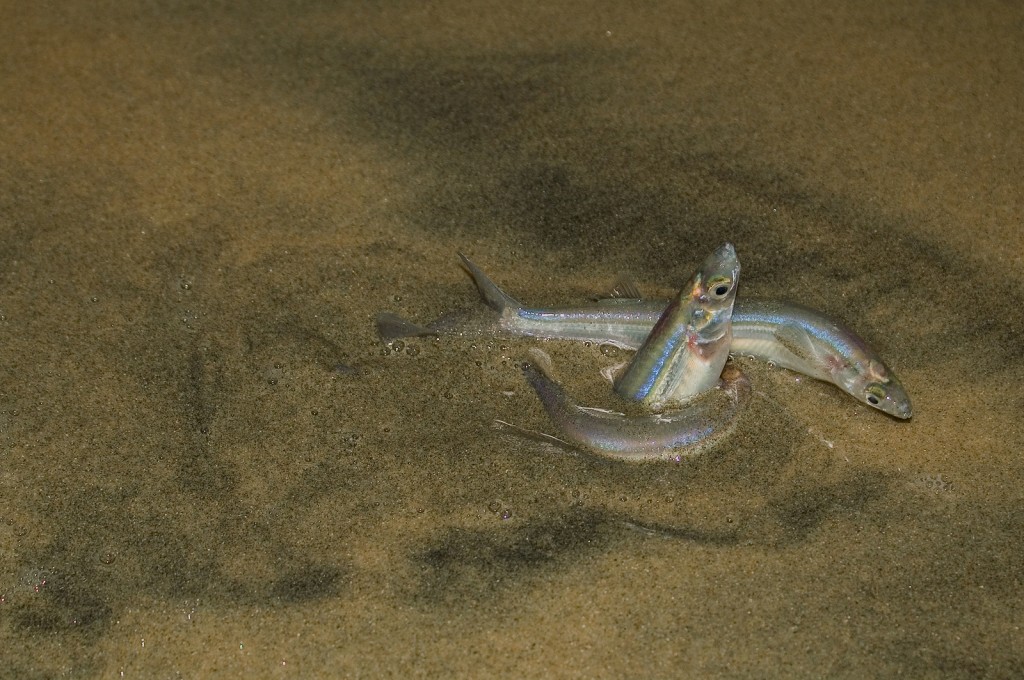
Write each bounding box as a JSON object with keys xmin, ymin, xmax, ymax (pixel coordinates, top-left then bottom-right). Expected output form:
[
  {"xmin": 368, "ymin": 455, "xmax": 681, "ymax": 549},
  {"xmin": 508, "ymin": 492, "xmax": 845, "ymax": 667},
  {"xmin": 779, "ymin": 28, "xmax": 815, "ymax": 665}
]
[
  {"xmin": 458, "ymin": 253, "xmax": 522, "ymax": 315},
  {"xmin": 376, "ymin": 254, "xmax": 520, "ymax": 342},
  {"xmin": 522, "ymin": 348, "xmax": 749, "ymax": 462}
]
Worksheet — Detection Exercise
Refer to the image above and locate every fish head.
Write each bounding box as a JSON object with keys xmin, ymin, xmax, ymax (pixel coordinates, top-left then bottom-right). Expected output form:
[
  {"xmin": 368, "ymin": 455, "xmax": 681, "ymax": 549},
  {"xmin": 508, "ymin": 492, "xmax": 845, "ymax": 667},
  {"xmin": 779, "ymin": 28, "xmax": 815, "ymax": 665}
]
[
  {"xmin": 686, "ymin": 242, "xmax": 741, "ymax": 339},
  {"xmin": 844, "ymin": 359, "xmax": 913, "ymax": 419}
]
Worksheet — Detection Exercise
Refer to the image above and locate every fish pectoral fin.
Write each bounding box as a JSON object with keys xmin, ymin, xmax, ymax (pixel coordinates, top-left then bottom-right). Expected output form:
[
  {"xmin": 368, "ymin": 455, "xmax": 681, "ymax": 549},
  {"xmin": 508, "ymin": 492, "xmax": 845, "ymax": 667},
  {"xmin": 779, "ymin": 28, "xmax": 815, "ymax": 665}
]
[
  {"xmin": 600, "ymin": 361, "xmax": 629, "ymax": 385},
  {"xmin": 493, "ymin": 419, "xmax": 578, "ymax": 453},
  {"xmin": 771, "ymin": 324, "xmax": 820, "ymax": 365},
  {"xmin": 577, "ymin": 405, "xmax": 627, "ymax": 418}
]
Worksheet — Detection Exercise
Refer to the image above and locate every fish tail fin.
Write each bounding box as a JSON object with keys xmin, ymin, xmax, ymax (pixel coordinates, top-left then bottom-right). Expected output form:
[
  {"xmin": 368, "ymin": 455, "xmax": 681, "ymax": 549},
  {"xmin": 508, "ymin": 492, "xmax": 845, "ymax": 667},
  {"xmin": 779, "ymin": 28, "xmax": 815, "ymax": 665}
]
[
  {"xmin": 375, "ymin": 312, "xmax": 436, "ymax": 341},
  {"xmin": 458, "ymin": 253, "xmax": 521, "ymax": 314},
  {"xmin": 521, "ymin": 348, "xmax": 571, "ymax": 415}
]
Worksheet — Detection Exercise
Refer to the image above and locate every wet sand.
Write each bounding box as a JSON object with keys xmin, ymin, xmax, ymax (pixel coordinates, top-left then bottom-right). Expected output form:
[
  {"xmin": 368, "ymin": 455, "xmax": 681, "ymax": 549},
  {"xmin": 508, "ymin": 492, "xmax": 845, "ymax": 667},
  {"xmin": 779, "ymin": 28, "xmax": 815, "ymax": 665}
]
[{"xmin": 1, "ymin": 1, "xmax": 1022, "ymax": 677}]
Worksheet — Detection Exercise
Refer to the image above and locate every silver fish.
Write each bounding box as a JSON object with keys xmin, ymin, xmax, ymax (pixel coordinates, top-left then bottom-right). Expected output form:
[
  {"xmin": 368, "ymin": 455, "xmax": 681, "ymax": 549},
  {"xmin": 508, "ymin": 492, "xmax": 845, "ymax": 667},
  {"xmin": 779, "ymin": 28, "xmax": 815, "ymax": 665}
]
[
  {"xmin": 719, "ymin": 300, "xmax": 911, "ymax": 419},
  {"xmin": 376, "ymin": 255, "xmax": 912, "ymax": 419},
  {"xmin": 614, "ymin": 243, "xmax": 739, "ymax": 409},
  {"xmin": 521, "ymin": 349, "xmax": 749, "ymax": 462}
]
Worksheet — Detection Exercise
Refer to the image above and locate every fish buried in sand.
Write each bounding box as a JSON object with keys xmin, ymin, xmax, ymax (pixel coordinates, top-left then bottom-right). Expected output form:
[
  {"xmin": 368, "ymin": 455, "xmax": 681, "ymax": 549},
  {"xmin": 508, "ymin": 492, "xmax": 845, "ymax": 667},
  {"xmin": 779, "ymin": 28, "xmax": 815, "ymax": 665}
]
[{"xmin": 613, "ymin": 242, "xmax": 739, "ymax": 409}]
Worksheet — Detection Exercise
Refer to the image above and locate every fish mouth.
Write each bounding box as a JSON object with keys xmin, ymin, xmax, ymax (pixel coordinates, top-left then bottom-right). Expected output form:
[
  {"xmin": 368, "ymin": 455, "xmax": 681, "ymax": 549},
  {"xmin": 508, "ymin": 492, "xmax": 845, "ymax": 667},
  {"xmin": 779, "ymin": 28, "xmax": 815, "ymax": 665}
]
[
  {"xmin": 712, "ymin": 242, "xmax": 737, "ymax": 262},
  {"xmin": 893, "ymin": 401, "xmax": 913, "ymax": 419},
  {"xmin": 885, "ymin": 389, "xmax": 913, "ymax": 420},
  {"xmin": 866, "ymin": 379, "xmax": 913, "ymax": 419},
  {"xmin": 706, "ymin": 242, "xmax": 740, "ymax": 281}
]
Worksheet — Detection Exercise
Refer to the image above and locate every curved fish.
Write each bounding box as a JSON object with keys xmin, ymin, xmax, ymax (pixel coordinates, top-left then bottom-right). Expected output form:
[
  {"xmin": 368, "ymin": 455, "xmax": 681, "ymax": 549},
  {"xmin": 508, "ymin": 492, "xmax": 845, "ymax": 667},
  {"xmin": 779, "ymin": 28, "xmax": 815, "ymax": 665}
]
[
  {"xmin": 724, "ymin": 301, "xmax": 911, "ymax": 419},
  {"xmin": 377, "ymin": 255, "xmax": 912, "ymax": 419},
  {"xmin": 614, "ymin": 242, "xmax": 739, "ymax": 408},
  {"xmin": 522, "ymin": 349, "xmax": 750, "ymax": 462}
]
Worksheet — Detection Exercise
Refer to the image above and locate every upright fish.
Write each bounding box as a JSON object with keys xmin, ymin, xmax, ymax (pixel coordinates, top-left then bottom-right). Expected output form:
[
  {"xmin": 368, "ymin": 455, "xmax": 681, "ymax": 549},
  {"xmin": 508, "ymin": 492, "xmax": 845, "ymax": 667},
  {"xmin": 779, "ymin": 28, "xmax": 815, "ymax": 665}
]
[
  {"xmin": 613, "ymin": 242, "xmax": 740, "ymax": 409},
  {"xmin": 377, "ymin": 255, "xmax": 912, "ymax": 419},
  {"xmin": 521, "ymin": 348, "xmax": 749, "ymax": 462}
]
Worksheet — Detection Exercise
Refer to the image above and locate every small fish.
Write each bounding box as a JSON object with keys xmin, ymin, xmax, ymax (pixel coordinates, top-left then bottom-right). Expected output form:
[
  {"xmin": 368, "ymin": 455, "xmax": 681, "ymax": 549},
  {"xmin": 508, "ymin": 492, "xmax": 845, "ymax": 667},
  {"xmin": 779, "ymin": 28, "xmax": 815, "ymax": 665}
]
[
  {"xmin": 614, "ymin": 243, "xmax": 739, "ymax": 409},
  {"xmin": 377, "ymin": 255, "xmax": 912, "ymax": 419},
  {"xmin": 722, "ymin": 301, "xmax": 912, "ymax": 419},
  {"xmin": 521, "ymin": 349, "xmax": 749, "ymax": 462},
  {"xmin": 449, "ymin": 254, "xmax": 665, "ymax": 348}
]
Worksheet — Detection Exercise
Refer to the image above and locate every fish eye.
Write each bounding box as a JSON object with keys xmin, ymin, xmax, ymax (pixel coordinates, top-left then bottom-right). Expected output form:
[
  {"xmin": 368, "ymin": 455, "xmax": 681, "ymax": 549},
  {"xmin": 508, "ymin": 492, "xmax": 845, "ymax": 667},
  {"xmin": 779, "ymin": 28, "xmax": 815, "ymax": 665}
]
[
  {"xmin": 708, "ymin": 277, "xmax": 733, "ymax": 299},
  {"xmin": 865, "ymin": 384, "xmax": 886, "ymax": 406}
]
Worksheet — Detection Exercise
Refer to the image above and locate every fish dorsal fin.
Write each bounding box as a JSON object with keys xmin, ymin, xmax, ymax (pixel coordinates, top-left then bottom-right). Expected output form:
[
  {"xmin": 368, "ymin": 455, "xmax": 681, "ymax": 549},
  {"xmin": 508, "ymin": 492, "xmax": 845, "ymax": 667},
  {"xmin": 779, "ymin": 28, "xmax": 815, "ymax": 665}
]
[
  {"xmin": 591, "ymin": 297, "xmax": 649, "ymax": 308},
  {"xmin": 602, "ymin": 274, "xmax": 643, "ymax": 301}
]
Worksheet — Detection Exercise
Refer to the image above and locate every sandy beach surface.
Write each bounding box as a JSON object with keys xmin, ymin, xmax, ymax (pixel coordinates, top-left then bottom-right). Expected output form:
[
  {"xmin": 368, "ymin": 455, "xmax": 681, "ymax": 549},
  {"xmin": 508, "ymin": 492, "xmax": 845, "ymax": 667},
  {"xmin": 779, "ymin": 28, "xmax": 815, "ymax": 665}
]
[{"xmin": 1, "ymin": 2, "xmax": 1022, "ymax": 677}]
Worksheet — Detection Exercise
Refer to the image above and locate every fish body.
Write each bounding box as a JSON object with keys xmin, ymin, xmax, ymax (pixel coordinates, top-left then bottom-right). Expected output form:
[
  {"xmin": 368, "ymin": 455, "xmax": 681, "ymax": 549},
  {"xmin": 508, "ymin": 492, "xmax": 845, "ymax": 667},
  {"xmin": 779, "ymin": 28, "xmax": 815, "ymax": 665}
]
[
  {"xmin": 522, "ymin": 349, "xmax": 749, "ymax": 462},
  {"xmin": 377, "ymin": 255, "xmax": 912, "ymax": 419},
  {"xmin": 727, "ymin": 301, "xmax": 912, "ymax": 418},
  {"xmin": 613, "ymin": 243, "xmax": 739, "ymax": 409},
  {"xmin": 452, "ymin": 254, "xmax": 666, "ymax": 347}
]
